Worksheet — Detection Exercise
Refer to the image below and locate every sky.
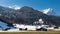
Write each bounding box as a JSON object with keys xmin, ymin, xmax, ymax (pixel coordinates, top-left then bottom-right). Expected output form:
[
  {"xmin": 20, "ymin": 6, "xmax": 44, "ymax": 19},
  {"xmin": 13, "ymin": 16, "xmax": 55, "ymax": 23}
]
[{"xmin": 0, "ymin": 0, "xmax": 60, "ymax": 16}]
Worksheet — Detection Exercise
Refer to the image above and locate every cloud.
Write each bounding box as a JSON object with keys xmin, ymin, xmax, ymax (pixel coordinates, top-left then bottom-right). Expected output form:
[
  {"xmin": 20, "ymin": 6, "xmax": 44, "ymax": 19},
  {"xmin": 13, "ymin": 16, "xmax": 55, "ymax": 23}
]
[{"xmin": 8, "ymin": 5, "xmax": 21, "ymax": 10}]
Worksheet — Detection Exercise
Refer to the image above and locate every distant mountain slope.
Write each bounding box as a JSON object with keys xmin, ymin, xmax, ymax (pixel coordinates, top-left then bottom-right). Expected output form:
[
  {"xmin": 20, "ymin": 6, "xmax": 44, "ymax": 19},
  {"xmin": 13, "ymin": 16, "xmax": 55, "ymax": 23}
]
[{"xmin": 0, "ymin": 6, "xmax": 60, "ymax": 27}]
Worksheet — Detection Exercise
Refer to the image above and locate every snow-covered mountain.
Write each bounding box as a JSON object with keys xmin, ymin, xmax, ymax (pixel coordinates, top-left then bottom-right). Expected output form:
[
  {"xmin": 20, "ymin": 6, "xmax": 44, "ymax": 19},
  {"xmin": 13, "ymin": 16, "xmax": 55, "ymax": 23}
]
[
  {"xmin": 42, "ymin": 8, "xmax": 55, "ymax": 15},
  {"xmin": 8, "ymin": 5, "xmax": 21, "ymax": 10},
  {"xmin": 0, "ymin": 6, "xmax": 60, "ymax": 27}
]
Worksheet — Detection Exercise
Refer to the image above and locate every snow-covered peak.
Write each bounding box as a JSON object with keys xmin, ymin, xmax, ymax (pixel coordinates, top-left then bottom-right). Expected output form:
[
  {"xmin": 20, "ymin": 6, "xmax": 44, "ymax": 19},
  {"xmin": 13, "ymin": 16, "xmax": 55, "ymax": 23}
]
[
  {"xmin": 42, "ymin": 8, "xmax": 52, "ymax": 14},
  {"xmin": 8, "ymin": 5, "xmax": 21, "ymax": 10}
]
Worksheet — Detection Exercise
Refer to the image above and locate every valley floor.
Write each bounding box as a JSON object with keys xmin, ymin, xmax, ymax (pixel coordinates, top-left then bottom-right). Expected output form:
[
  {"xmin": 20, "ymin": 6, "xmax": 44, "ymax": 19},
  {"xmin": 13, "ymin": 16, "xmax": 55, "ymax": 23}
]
[{"xmin": 0, "ymin": 31, "xmax": 60, "ymax": 34}]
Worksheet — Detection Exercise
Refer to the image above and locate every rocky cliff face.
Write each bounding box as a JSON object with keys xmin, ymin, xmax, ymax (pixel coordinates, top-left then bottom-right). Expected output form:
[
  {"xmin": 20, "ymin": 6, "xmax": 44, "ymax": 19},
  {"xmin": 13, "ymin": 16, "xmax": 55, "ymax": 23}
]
[{"xmin": 0, "ymin": 6, "xmax": 60, "ymax": 27}]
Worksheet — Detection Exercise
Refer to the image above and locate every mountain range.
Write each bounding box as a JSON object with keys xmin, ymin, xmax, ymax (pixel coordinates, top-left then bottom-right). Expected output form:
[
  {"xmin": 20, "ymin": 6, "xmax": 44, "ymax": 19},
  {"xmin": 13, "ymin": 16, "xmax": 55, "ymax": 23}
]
[{"xmin": 0, "ymin": 6, "xmax": 60, "ymax": 27}]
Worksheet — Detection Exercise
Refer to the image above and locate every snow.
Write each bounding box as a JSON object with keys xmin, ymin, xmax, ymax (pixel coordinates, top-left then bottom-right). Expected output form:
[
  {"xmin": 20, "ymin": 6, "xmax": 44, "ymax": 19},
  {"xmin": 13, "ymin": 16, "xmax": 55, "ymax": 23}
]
[
  {"xmin": 39, "ymin": 19, "xmax": 44, "ymax": 24},
  {"xmin": 8, "ymin": 5, "xmax": 21, "ymax": 10},
  {"xmin": 7, "ymin": 29, "xmax": 19, "ymax": 31},
  {"xmin": 42, "ymin": 8, "xmax": 52, "ymax": 14}
]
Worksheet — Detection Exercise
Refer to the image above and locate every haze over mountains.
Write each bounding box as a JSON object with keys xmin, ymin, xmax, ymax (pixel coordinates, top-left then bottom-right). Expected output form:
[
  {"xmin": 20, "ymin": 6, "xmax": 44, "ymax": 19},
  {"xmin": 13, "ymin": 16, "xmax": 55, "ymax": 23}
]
[{"xmin": 0, "ymin": 6, "xmax": 60, "ymax": 27}]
